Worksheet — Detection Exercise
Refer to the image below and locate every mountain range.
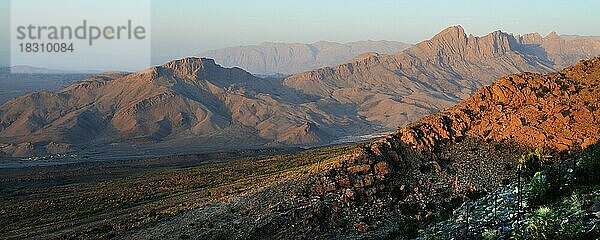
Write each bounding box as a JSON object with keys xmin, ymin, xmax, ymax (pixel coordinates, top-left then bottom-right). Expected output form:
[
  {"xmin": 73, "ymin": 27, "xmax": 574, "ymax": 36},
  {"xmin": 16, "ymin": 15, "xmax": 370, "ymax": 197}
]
[
  {"xmin": 1, "ymin": 26, "xmax": 600, "ymax": 158},
  {"xmin": 0, "ymin": 59, "xmax": 375, "ymax": 157},
  {"xmin": 283, "ymin": 26, "xmax": 600, "ymax": 129},
  {"xmin": 199, "ymin": 40, "xmax": 411, "ymax": 74},
  {"xmin": 121, "ymin": 56, "xmax": 600, "ymax": 240}
]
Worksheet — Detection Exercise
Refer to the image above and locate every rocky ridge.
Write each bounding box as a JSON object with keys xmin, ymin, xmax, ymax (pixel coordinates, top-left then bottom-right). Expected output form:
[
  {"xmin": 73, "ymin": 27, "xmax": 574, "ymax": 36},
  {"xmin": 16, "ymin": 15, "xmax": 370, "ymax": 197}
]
[{"xmin": 273, "ymin": 57, "xmax": 600, "ymax": 238}]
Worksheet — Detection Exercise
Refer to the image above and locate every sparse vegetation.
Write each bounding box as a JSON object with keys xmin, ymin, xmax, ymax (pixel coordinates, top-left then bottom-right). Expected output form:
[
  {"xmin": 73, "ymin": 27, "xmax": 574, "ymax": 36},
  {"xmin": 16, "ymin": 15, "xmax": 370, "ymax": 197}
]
[
  {"xmin": 576, "ymin": 143, "xmax": 600, "ymax": 185},
  {"xmin": 421, "ymin": 145, "xmax": 600, "ymax": 239},
  {"xmin": 0, "ymin": 144, "xmax": 358, "ymax": 238},
  {"xmin": 481, "ymin": 229, "xmax": 499, "ymax": 240},
  {"xmin": 525, "ymin": 206, "xmax": 556, "ymax": 239}
]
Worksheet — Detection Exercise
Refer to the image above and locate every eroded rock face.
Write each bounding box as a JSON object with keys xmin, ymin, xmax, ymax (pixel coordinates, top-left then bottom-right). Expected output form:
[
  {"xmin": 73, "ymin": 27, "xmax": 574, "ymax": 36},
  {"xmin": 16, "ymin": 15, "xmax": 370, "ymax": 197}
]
[{"xmin": 312, "ymin": 146, "xmax": 393, "ymax": 200}]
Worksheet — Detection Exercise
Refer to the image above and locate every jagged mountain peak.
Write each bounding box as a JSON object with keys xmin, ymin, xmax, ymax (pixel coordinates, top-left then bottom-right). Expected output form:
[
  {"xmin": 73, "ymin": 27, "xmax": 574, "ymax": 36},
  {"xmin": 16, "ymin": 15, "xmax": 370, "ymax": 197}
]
[
  {"xmin": 283, "ymin": 26, "xmax": 598, "ymax": 132},
  {"xmin": 435, "ymin": 25, "xmax": 466, "ymax": 38},
  {"xmin": 426, "ymin": 25, "xmax": 468, "ymax": 47},
  {"xmin": 517, "ymin": 32, "xmax": 544, "ymax": 44},
  {"xmin": 431, "ymin": 26, "xmax": 517, "ymax": 52},
  {"xmin": 411, "ymin": 26, "xmax": 523, "ymax": 59},
  {"xmin": 546, "ymin": 31, "xmax": 561, "ymax": 39}
]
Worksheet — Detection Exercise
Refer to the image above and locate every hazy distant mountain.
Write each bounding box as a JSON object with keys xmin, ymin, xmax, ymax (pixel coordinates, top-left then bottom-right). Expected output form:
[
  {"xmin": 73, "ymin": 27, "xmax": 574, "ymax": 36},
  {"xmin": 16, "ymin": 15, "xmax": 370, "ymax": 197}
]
[
  {"xmin": 517, "ymin": 32, "xmax": 600, "ymax": 68},
  {"xmin": 199, "ymin": 40, "xmax": 411, "ymax": 74},
  {"xmin": 0, "ymin": 67, "xmax": 92, "ymax": 104},
  {"xmin": 560, "ymin": 35, "xmax": 600, "ymax": 40},
  {"xmin": 9, "ymin": 66, "xmax": 79, "ymax": 74}
]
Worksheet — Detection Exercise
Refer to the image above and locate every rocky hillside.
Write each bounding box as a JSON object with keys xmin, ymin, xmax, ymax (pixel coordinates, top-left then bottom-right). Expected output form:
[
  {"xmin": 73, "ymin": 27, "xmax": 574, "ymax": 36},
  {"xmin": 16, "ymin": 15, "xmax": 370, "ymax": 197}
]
[
  {"xmin": 397, "ymin": 56, "xmax": 600, "ymax": 152},
  {"xmin": 126, "ymin": 58, "xmax": 600, "ymax": 239},
  {"xmin": 199, "ymin": 40, "xmax": 411, "ymax": 74},
  {"xmin": 295, "ymin": 57, "xmax": 600, "ymax": 238},
  {"xmin": 284, "ymin": 26, "xmax": 600, "ymax": 129}
]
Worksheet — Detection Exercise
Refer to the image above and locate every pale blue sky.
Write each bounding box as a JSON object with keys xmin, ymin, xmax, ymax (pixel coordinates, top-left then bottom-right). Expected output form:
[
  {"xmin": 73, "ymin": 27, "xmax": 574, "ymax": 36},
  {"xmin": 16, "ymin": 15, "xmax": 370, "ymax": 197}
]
[{"xmin": 1, "ymin": 0, "xmax": 600, "ymax": 68}]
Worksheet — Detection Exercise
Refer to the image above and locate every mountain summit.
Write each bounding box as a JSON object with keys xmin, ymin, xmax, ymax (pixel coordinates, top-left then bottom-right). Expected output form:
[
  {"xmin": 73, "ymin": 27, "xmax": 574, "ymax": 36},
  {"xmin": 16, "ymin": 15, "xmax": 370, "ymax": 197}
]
[{"xmin": 417, "ymin": 25, "xmax": 521, "ymax": 59}]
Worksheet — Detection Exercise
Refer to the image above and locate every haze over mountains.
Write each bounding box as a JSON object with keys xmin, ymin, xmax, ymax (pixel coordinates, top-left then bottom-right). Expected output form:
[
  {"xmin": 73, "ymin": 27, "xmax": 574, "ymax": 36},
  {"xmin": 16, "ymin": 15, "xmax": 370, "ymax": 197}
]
[
  {"xmin": 199, "ymin": 40, "xmax": 411, "ymax": 74},
  {"xmin": 0, "ymin": 67, "xmax": 92, "ymax": 104},
  {"xmin": 1, "ymin": 26, "xmax": 600, "ymax": 158}
]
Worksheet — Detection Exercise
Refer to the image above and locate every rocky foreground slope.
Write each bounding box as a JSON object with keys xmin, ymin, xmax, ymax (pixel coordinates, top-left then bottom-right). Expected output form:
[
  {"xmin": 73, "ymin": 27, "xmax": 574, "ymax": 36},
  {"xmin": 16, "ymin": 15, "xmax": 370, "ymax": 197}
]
[{"xmin": 124, "ymin": 58, "xmax": 600, "ymax": 239}]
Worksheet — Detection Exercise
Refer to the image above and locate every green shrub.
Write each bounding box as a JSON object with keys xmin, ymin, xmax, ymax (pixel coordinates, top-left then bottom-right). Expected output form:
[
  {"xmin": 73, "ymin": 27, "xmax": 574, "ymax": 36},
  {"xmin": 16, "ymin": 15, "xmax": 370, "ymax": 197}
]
[
  {"xmin": 557, "ymin": 194, "xmax": 585, "ymax": 239},
  {"xmin": 393, "ymin": 216, "xmax": 419, "ymax": 239},
  {"xmin": 481, "ymin": 229, "xmax": 499, "ymax": 240},
  {"xmin": 518, "ymin": 149, "xmax": 550, "ymax": 177},
  {"xmin": 564, "ymin": 194, "xmax": 583, "ymax": 214},
  {"xmin": 417, "ymin": 228, "xmax": 425, "ymax": 237},
  {"xmin": 576, "ymin": 143, "xmax": 600, "ymax": 185},
  {"xmin": 525, "ymin": 206, "xmax": 556, "ymax": 240},
  {"xmin": 536, "ymin": 207, "xmax": 553, "ymax": 219},
  {"xmin": 526, "ymin": 171, "xmax": 549, "ymax": 206}
]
